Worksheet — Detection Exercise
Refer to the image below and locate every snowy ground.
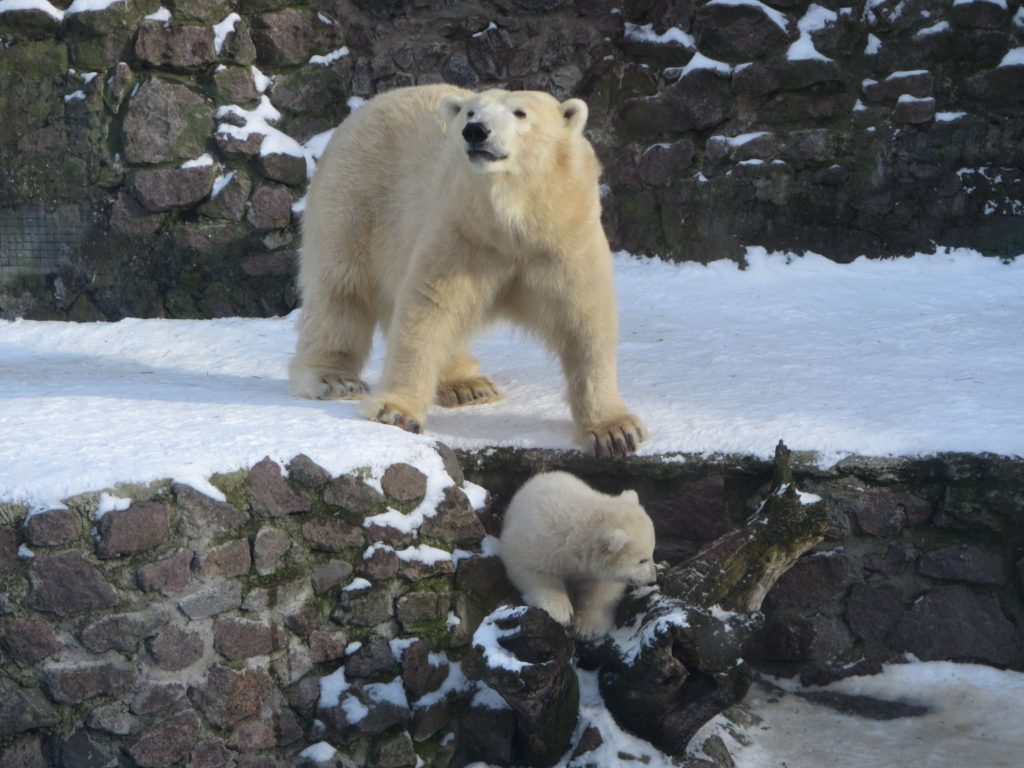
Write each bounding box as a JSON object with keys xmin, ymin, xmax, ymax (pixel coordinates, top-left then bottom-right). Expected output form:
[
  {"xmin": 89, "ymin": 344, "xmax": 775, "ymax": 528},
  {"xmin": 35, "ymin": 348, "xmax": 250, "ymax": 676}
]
[
  {"xmin": 3, "ymin": 246, "xmax": 1023, "ymax": 765},
  {"xmin": 1, "ymin": 247, "xmax": 1021, "ymax": 511}
]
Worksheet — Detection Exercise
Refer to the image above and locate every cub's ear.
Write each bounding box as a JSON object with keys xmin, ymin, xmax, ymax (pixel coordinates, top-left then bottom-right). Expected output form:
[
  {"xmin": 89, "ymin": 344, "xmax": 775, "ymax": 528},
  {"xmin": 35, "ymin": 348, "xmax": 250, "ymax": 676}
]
[
  {"xmin": 620, "ymin": 489, "xmax": 640, "ymax": 504},
  {"xmin": 561, "ymin": 98, "xmax": 588, "ymax": 133},
  {"xmin": 442, "ymin": 95, "xmax": 465, "ymax": 120},
  {"xmin": 601, "ymin": 529, "xmax": 630, "ymax": 555}
]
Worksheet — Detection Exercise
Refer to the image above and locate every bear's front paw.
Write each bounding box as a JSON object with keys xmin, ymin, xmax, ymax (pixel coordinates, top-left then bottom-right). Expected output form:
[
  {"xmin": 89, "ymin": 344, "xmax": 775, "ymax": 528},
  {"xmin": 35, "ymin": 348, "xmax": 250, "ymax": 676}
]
[
  {"xmin": 318, "ymin": 373, "xmax": 369, "ymax": 400},
  {"xmin": 367, "ymin": 399, "xmax": 424, "ymax": 434},
  {"xmin": 572, "ymin": 610, "xmax": 614, "ymax": 641},
  {"xmin": 436, "ymin": 376, "xmax": 503, "ymax": 408},
  {"xmin": 586, "ymin": 414, "xmax": 647, "ymax": 458}
]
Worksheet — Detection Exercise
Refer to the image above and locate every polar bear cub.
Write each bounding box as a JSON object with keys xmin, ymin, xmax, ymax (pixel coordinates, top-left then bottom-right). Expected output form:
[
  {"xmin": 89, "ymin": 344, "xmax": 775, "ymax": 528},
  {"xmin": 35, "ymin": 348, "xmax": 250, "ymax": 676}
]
[
  {"xmin": 499, "ymin": 471, "xmax": 658, "ymax": 639},
  {"xmin": 291, "ymin": 84, "xmax": 645, "ymax": 457}
]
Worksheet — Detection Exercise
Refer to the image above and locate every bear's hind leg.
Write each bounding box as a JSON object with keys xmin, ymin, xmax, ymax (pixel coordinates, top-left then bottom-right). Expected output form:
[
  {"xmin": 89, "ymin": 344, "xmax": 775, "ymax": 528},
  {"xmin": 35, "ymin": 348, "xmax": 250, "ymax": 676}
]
[
  {"xmin": 436, "ymin": 346, "xmax": 503, "ymax": 407},
  {"xmin": 290, "ymin": 284, "xmax": 375, "ymax": 400}
]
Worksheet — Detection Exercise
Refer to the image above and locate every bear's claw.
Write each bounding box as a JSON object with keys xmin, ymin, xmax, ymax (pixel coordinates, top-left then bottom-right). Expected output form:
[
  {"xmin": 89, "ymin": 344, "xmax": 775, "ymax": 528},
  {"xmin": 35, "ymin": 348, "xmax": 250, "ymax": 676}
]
[
  {"xmin": 588, "ymin": 414, "xmax": 646, "ymax": 458},
  {"xmin": 436, "ymin": 376, "xmax": 503, "ymax": 407},
  {"xmin": 372, "ymin": 404, "xmax": 422, "ymax": 434},
  {"xmin": 317, "ymin": 374, "xmax": 369, "ymax": 400}
]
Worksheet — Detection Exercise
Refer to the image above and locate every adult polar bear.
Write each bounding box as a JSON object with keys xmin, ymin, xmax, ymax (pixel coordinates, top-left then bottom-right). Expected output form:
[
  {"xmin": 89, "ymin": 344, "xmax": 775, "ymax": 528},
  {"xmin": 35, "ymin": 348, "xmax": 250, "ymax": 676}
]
[{"xmin": 291, "ymin": 84, "xmax": 646, "ymax": 457}]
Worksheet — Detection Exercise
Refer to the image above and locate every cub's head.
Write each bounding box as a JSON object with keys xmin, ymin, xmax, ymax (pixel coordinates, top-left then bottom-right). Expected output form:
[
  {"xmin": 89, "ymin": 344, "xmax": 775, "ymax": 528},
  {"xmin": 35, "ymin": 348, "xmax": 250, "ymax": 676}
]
[
  {"xmin": 597, "ymin": 490, "xmax": 658, "ymax": 587},
  {"xmin": 441, "ymin": 88, "xmax": 589, "ymax": 176}
]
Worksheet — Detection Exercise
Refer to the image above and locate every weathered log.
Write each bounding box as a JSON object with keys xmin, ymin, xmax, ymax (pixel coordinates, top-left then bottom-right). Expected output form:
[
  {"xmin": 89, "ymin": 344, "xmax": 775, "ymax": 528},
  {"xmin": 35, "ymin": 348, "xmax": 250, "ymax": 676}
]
[
  {"xmin": 465, "ymin": 605, "xmax": 579, "ymax": 768},
  {"xmin": 662, "ymin": 441, "xmax": 829, "ymax": 612},
  {"xmin": 593, "ymin": 440, "xmax": 829, "ymax": 754}
]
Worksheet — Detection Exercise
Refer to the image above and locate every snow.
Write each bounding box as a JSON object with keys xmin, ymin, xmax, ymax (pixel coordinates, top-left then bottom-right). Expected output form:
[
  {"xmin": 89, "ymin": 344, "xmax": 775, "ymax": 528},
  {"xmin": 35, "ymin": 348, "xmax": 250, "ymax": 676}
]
[
  {"xmin": 864, "ymin": 33, "xmax": 881, "ymax": 54},
  {"xmin": 412, "ymin": 661, "xmax": 472, "ymax": 708},
  {"xmin": 675, "ymin": 51, "xmax": 733, "ymax": 77},
  {"xmin": 179, "ymin": 153, "xmax": 213, "ymax": 169},
  {"xmin": 623, "ymin": 22, "xmax": 695, "ymax": 48},
  {"xmin": 998, "ymin": 47, "xmax": 1024, "ymax": 68},
  {"xmin": 0, "ymin": 0, "xmax": 63, "ymax": 20},
  {"xmin": 144, "ymin": 6, "xmax": 169, "ymax": 23},
  {"xmin": 472, "ymin": 605, "xmax": 532, "ymax": 672},
  {"xmin": 788, "ymin": 4, "xmax": 837, "ymax": 62},
  {"xmin": 953, "ymin": 0, "xmax": 1006, "ymax": 7},
  {"xmin": 317, "ymin": 667, "xmax": 349, "ymax": 709},
  {"xmin": 915, "ymin": 20, "xmax": 949, "ymax": 37},
  {"xmin": 705, "ymin": 0, "xmax": 788, "ymax": 32},
  {"xmin": 471, "ymin": 21, "xmax": 497, "ymax": 38},
  {"xmin": 309, "ymin": 46, "xmax": 350, "ymax": 66},
  {"xmin": 395, "ymin": 544, "xmax": 453, "ymax": 565},
  {"xmin": 64, "ymin": 0, "xmax": 122, "ymax": 14},
  {"xmin": 608, "ymin": 590, "xmax": 690, "ymax": 664},
  {"xmin": 698, "ymin": 662, "xmax": 1024, "ymax": 768},
  {"xmin": 95, "ymin": 492, "xmax": 131, "ymax": 518},
  {"xmin": 346, "ymin": 96, "xmax": 366, "ymax": 111},
  {"xmin": 212, "ymin": 13, "xmax": 240, "ymax": 56},
  {"xmin": 462, "ymin": 481, "xmax": 489, "ymax": 510},
  {"xmin": 342, "ymin": 577, "xmax": 372, "ymax": 592},
  {"xmin": 1015, "ymin": 7, "xmax": 1024, "ymax": 28},
  {"xmin": 210, "ymin": 171, "xmax": 235, "ymax": 199},
  {"xmin": 935, "ymin": 111, "xmax": 966, "ymax": 122},
  {"xmin": 897, "ymin": 93, "xmax": 932, "ymax": 104},
  {"xmin": 18, "ymin": 543, "xmax": 35, "ymax": 559},
  {"xmin": 63, "ymin": 91, "xmax": 86, "ymax": 103},
  {"xmin": 251, "ymin": 66, "xmax": 272, "ymax": 94},
  {"xmin": 470, "ymin": 682, "xmax": 510, "ymax": 710},
  {"xmin": 216, "ymin": 96, "xmax": 326, "ymax": 178},
  {"xmin": 2, "ymin": 248, "xmax": 1023, "ymax": 510},
  {"xmin": 298, "ymin": 742, "xmax": 336, "ymax": 763}
]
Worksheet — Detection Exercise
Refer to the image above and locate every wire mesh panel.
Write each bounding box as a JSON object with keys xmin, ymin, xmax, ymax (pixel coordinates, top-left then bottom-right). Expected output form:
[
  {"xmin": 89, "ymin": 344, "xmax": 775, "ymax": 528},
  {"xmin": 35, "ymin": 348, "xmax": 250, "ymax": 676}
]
[{"xmin": 0, "ymin": 204, "xmax": 91, "ymax": 283}]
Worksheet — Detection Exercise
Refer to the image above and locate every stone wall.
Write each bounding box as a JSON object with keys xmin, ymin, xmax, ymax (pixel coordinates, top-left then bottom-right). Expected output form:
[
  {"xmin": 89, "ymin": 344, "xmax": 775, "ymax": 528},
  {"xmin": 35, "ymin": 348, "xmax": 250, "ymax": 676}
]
[
  {"xmin": 1, "ymin": 0, "xmax": 1022, "ymax": 320},
  {"xmin": 0, "ymin": 449, "xmax": 525, "ymax": 767},
  {"xmin": 1, "ymin": 447, "xmax": 1022, "ymax": 765}
]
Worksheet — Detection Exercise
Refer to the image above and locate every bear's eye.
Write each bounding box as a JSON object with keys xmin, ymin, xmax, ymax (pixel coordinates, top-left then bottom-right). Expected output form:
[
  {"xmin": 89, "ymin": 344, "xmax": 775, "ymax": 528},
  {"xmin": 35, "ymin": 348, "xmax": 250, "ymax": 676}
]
[
  {"xmin": 467, "ymin": 110, "xmax": 475, "ymax": 118},
  {"xmin": 514, "ymin": 109, "xmax": 527, "ymax": 119},
  {"xmin": 639, "ymin": 558, "xmax": 651, "ymax": 564}
]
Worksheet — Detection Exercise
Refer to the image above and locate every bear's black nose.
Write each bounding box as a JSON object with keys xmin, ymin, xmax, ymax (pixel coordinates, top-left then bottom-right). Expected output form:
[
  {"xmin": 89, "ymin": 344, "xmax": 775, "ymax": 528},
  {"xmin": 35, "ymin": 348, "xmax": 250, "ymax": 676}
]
[{"xmin": 462, "ymin": 121, "xmax": 490, "ymax": 145}]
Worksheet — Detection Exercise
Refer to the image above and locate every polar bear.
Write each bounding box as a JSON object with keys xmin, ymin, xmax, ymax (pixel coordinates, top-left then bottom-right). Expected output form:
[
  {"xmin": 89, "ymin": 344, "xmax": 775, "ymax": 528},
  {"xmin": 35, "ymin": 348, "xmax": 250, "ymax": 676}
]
[
  {"xmin": 499, "ymin": 471, "xmax": 658, "ymax": 639},
  {"xmin": 290, "ymin": 84, "xmax": 645, "ymax": 457}
]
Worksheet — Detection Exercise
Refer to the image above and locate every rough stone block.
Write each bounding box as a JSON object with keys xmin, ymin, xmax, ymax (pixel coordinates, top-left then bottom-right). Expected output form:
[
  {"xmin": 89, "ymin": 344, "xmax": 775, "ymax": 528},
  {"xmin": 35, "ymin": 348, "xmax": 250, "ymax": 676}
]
[
  {"xmin": 918, "ymin": 544, "xmax": 1009, "ymax": 585},
  {"xmin": 311, "ymin": 559, "xmax": 354, "ymax": 595},
  {"xmin": 81, "ymin": 609, "xmax": 167, "ymax": 653},
  {"xmin": 359, "ymin": 545, "xmax": 401, "ymax": 580},
  {"xmin": 130, "ymin": 681, "xmax": 185, "ymax": 716},
  {"xmin": 135, "ymin": 21, "xmax": 217, "ymax": 69},
  {"xmin": 128, "ymin": 710, "xmax": 201, "ymax": 768},
  {"xmin": 323, "ymin": 475, "xmax": 386, "ymax": 515},
  {"xmin": 381, "ymin": 463, "xmax": 428, "ymax": 502},
  {"xmin": 245, "ymin": 456, "xmax": 309, "ymax": 517},
  {"xmin": 251, "ymin": 8, "xmax": 344, "ymax": 66},
  {"xmin": 147, "ymin": 625, "xmax": 204, "ymax": 671},
  {"xmin": 892, "ymin": 585, "xmax": 1019, "ymax": 665},
  {"xmin": 23, "ymin": 508, "xmax": 79, "ymax": 547},
  {"xmin": 850, "ymin": 490, "xmax": 933, "ymax": 536},
  {"xmin": 401, "ymin": 639, "xmax": 449, "ymax": 700},
  {"xmin": 695, "ymin": 1, "xmax": 793, "ymax": 60},
  {"xmin": 302, "ymin": 516, "xmax": 365, "ymax": 552},
  {"xmin": 28, "ymin": 551, "xmax": 118, "ymax": 617},
  {"xmin": 0, "ymin": 679, "xmax": 58, "ymax": 738},
  {"xmin": 178, "ymin": 579, "xmax": 243, "ymax": 619},
  {"xmin": 333, "ymin": 584, "xmax": 394, "ymax": 627},
  {"xmin": 256, "ymin": 152, "xmax": 307, "ymax": 187},
  {"xmin": 194, "ymin": 537, "xmax": 252, "ymax": 578},
  {"xmin": 845, "ymin": 582, "xmax": 904, "ymax": 645},
  {"xmin": 173, "ymin": 486, "xmax": 241, "ymax": 537},
  {"xmin": 42, "ymin": 661, "xmax": 137, "ymax": 704},
  {"xmin": 188, "ymin": 664, "xmax": 274, "ymax": 728},
  {"xmin": 122, "ymin": 78, "xmax": 214, "ymax": 164},
  {"xmin": 130, "ymin": 165, "xmax": 217, "ymax": 213},
  {"xmin": 346, "ymin": 636, "xmax": 400, "ymax": 679},
  {"xmin": 95, "ymin": 501, "xmax": 170, "ymax": 559},
  {"xmin": 397, "ymin": 591, "xmax": 448, "ymax": 629},
  {"xmin": 0, "ymin": 617, "xmax": 61, "ymax": 666},
  {"xmin": 253, "ymin": 526, "xmax": 291, "ymax": 575},
  {"xmin": 136, "ymin": 549, "xmax": 192, "ymax": 595},
  {"xmin": 893, "ymin": 95, "xmax": 935, "ymax": 124},
  {"xmin": 419, "ymin": 486, "xmax": 486, "ymax": 547},
  {"xmin": 286, "ymin": 454, "xmax": 332, "ymax": 489},
  {"xmin": 214, "ymin": 618, "xmax": 284, "ymax": 660},
  {"xmin": 637, "ymin": 139, "xmax": 697, "ymax": 186},
  {"xmin": 764, "ymin": 550, "xmax": 860, "ymax": 614}
]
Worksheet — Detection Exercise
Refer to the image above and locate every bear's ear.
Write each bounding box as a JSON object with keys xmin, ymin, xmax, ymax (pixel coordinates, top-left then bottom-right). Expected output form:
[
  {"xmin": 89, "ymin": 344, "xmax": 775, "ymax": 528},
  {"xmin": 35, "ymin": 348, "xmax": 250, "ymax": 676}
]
[
  {"xmin": 561, "ymin": 98, "xmax": 588, "ymax": 133},
  {"xmin": 441, "ymin": 95, "xmax": 465, "ymax": 120},
  {"xmin": 620, "ymin": 489, "xmax": 640, "ymax": 504},
  {"xmin": 601, "ymin": 529, "xmax": 630, "ymax": 555}
]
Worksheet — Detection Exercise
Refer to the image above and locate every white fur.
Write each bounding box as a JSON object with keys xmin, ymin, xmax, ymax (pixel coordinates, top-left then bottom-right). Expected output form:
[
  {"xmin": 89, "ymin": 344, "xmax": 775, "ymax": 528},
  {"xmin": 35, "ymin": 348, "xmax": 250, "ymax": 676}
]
[
  {"xmin": 499, "ymin": 471, "xmax": 658, "ymax": 639},
  {"xmin": 291, "ymin": 84, "xmax": 645, "ymax": 456}
]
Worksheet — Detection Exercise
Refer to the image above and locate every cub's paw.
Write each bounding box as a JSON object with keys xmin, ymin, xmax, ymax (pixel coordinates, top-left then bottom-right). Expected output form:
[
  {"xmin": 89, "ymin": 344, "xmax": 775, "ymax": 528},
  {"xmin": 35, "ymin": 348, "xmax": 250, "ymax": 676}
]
[
  {"xmin": 526, "ymin": 593, "xmax": 574, "ymax": 626},
  {"xmin": 586, "ymin": 414, "xmax": 647, "ymax": 458},
  {"xmin": 436, "ymin": 376, "xmax": 503, "ymax": 408},
  {"xmin": 367, "ymin": 400, "xmax": 424, "ymax": 434},
  {"xmin": 572, "ymin": 610, "xmax": 614, "ymax": 641}
]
